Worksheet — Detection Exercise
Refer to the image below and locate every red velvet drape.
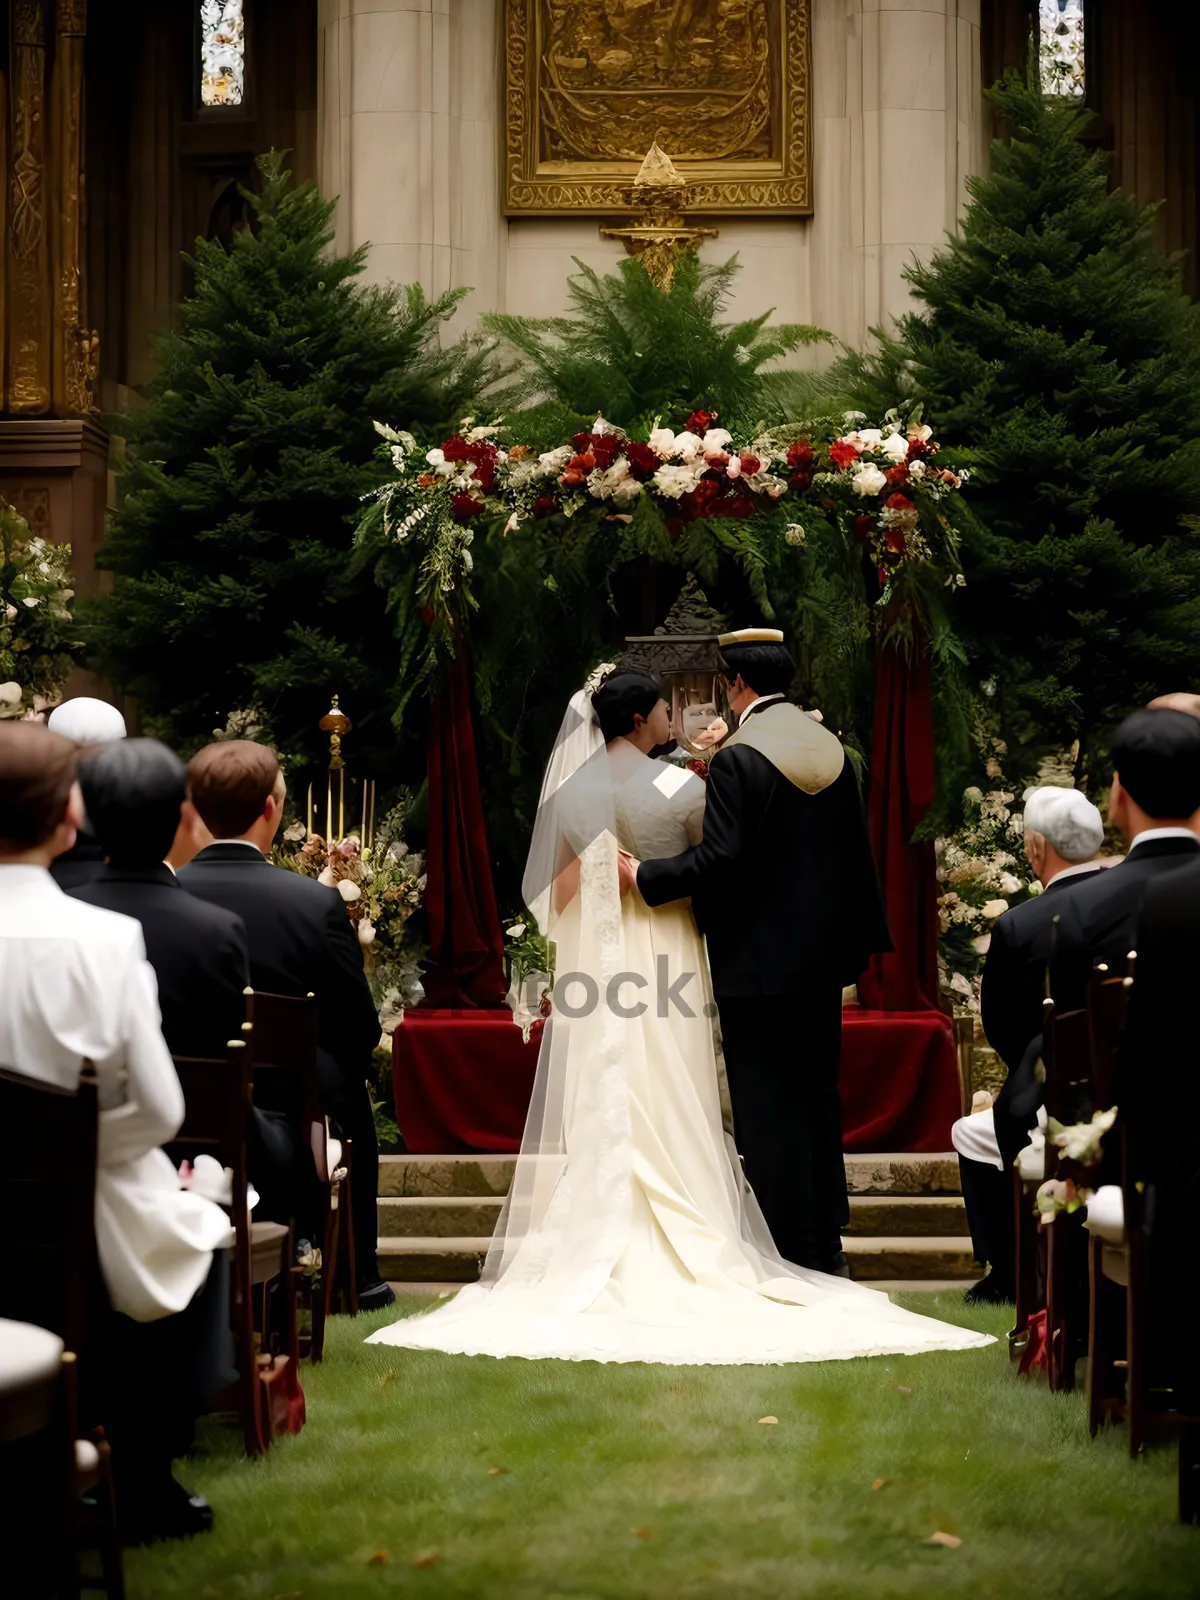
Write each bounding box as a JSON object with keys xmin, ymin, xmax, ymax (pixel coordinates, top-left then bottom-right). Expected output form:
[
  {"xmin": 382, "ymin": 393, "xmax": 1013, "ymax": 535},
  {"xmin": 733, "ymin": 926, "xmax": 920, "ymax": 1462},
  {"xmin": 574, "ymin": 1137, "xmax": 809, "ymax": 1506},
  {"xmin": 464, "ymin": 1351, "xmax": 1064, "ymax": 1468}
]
[
  {"xmin": 418, "ymin": 648, "xmax": 509, "ymax": 1010},
  {"xmin": 857, "ymin": 639, "xmax": 943, "ymax": 1012}
]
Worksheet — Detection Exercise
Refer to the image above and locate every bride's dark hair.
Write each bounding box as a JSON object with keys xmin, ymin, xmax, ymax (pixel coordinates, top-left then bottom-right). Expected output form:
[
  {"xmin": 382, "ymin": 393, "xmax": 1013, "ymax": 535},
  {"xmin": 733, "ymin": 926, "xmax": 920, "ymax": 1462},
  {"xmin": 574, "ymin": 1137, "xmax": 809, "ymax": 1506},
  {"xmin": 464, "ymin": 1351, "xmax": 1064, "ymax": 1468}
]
[{"xmin": 591, "ymin": 670, "xmax": 662, "ymax": 742}]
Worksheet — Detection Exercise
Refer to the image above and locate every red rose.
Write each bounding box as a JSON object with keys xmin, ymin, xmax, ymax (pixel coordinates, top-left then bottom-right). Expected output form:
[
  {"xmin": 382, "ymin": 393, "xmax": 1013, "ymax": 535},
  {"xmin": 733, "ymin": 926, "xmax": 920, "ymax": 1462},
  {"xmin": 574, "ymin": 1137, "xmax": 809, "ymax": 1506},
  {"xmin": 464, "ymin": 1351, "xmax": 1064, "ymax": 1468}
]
[
  {"xmin": 568, "ymin": 450, "xmax": 596, "ymax": 473},
  {"xmin": 884, "ymin": 525, "xmax": 906, "ymax": 555},
  {"xmin": 559, "ymin": 469, "xmax": 586, "ymax": 487},
  {"xmin": 441, "ymin": 436, "xmax": 470, "ymax": 462},
  {"xmin": 624, "ymin": 441, "xmax": 659, "ymax": 480},
  {"xmin": 451, "ymin": 492, "xmax": 484, "ymax": 521},
  {"xmin": 786, "ymin": 438, "xmax": 815, "ymax": 470},
  {"xmin": 420, "ymin": 604, "xmax": 435, "ymax": 626},
  {"xmin": 680, "ymin": 477, "xmax": 723, "ymax": 521},
  {"xmin": 532, "ymin": 495, "xmax": 558, "ymax": 519},
  {"xmin": 718, "ymin": 489, "xmax": 756, "ymax": 520},
  {"xmin": 465, "ymin": 440, "xmax": 499, "ymax": 491},
  {"xmin": 906, "ymin": 437, "xmax": 931, "ymax": 460},
  {"xmin": 739, "ymin": 452, "xmax": 762, "ymax": 477},
  {"xmin": 885, "ymin": 493, "xmax": 915, "ymax": 512},
  {"xmin": 571, "ymin": 430, "xmax": 595, "ymax": 452},
  {"xmin": 853, "ymin": 514, "xmax": 875, "ymax": 543},
  {"xmin": 591, "ymin": 434, "xmax": 622, "ymax": 471},
  {"xmin": 704, "ymin": 449, "xmax": 730, "ymax": 470},
  {"xmin": 829, "ymin": 439, "xmax": 859, "ymax": 470},
  {"xmin": 687, "ymin": 409, "xmax": 714, "ymax": 436},
  {"xmin": 788, "ymin": 469, "xmax": 814, "ymax": 492}
]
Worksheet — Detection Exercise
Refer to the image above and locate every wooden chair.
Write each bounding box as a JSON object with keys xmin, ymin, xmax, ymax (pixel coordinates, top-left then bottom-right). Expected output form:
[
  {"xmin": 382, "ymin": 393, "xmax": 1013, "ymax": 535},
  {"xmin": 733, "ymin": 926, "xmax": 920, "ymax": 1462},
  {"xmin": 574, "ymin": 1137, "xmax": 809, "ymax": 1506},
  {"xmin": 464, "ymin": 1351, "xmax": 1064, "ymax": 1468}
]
[
  {"xmin": 1041, "ymin": 1004, "xmax": 1092, "ymax": 1392},
  {"xmin": 1084, "ymin": 975, "xmax": 1131, "ymax": 1438},
  {"xmin": 1010, "ymin": 999, "xmax": 1054, "ymax": 1365},
  {"xmin": 0, "ymin": 1068, "xmax": 123, "ymax": 1596},
  {"xmin": 167, "ymin": 1044, "xmax": 297, "ymax": 1456},
  {"xmin": 1, "ymin": 1329, "xmax": 81, "ymax": 1599},
  {"xmin": 242, "ymin": 990, "xmax": 358, "ymax": 1362}
]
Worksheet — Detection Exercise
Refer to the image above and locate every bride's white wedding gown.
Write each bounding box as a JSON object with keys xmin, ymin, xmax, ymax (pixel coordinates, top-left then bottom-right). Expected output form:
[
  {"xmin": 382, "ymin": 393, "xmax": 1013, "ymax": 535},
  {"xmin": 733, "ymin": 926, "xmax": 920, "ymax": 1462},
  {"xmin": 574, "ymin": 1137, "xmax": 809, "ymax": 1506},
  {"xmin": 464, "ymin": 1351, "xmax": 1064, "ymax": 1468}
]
[{"xmin": 369, "ymin": 727, "xmax": 993, "ymax": 1366}]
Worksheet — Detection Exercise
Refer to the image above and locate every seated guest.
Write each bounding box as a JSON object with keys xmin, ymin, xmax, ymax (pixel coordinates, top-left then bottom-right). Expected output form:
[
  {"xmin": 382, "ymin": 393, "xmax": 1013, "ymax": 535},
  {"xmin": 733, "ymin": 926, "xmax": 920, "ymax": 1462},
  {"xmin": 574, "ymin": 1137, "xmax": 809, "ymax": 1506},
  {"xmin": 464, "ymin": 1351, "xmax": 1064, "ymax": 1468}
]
[
  {"xmin": 179, "ymin": 740, "xmax": 391, "ymax": 1310},
  {"xmin": 952, "ymin": 786, "xmax": 1105, "ymax": 1303},
  {"xmin": 46, "ymin": 697, "xmax": 127, "ymax": 890},
  {"xmin": 0, "ymin": 722, "xmax": 229, "ymax": 1540},
  {"xmin": 1000, "ymin": 708, "xmax": 1200, "ymax": 1179},
  {"xmin": 67, "ymin": 737, "xmax": 299, "ymax": 1227},
  {"xmin": 166, "ymin": 793, "xmax": 213, "ymax": 871}
]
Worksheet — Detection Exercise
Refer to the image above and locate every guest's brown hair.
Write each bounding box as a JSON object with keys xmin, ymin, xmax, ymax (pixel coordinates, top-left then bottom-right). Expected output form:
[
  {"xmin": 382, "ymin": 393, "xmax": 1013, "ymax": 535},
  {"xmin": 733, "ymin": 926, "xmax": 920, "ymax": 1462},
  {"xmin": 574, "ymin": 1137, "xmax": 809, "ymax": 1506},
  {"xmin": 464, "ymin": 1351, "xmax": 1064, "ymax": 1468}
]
[
  {"xmin": 187, "ymin": 740, "xmax": 281, "ymax": 838},
  {"xmin": 0, "ymin": 722, "xmax": 78, "ymax": 851}
]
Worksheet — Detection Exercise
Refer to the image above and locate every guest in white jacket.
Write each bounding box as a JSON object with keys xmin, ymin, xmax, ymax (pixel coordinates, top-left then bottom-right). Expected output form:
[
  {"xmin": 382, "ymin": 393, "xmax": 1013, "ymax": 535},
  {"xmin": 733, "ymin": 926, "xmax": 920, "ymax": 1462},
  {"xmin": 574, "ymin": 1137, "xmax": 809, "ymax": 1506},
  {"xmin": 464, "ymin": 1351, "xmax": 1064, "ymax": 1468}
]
[{"xmin": 0, "ymin": 720, "xmax": 230, "ymax": 1541}]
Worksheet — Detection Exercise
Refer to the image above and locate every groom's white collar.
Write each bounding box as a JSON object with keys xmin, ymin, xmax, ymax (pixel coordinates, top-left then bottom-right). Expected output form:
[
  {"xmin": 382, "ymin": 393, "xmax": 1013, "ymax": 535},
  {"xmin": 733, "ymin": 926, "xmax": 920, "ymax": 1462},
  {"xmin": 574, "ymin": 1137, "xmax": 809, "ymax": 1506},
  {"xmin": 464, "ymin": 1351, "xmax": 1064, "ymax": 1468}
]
[{"xmin": 737, "ymin": 693, "xmax": 785, "ymax": 727}]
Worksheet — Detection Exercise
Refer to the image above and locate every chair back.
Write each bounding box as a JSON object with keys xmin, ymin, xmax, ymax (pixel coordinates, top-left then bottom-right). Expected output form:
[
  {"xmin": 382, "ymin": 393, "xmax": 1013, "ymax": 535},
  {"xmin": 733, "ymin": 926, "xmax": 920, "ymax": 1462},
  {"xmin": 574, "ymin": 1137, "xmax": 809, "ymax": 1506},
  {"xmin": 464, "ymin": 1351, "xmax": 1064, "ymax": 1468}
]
[
  {"xmin": 0, "ymin": 1068, "xmax": 98, "ymax": 1353},
  {"xmin": 1041, "ymin": 1006, "xmax": 1090, "ymax": 1178},
  {"xmin": 1086, "ymin": 975, "xmax": 1129, "ymax": 1113},
  {"xmin": 165, "ymin": 1044, "xmax": 253, "ymax": 1270},
  {"xmin": 243, "ymin": 991, "xmax": 328, "ymax": 1181}
]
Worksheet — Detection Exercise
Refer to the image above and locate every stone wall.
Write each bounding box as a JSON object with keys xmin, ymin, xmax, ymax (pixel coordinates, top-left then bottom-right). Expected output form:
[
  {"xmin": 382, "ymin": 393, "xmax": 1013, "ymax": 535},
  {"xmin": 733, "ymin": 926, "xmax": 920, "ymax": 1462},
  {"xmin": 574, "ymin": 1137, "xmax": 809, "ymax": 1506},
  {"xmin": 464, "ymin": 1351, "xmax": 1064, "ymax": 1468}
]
[{"xmin": 317, "ymin": 0, "xmax": 984, "ymax": 347}]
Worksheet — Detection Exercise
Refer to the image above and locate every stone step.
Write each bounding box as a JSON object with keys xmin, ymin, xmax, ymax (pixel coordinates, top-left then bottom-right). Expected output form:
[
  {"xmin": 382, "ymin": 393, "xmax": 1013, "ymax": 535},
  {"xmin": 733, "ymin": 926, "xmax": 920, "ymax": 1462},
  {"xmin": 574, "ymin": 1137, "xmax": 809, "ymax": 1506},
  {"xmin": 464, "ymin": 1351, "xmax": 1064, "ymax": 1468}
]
[
  {"xmin": 841, "ymin": 1236, "xmax": 978, "ymax": 1281},
  {"xmin": 844, "ymin": 1195, "xmax": 966, "ymax": 1237},
  {"xmin": 378, "ymin": 1155, "xmax": 515, "ymax": 1198},
  {"xmin": 380, "ymin": 1151, "xmax": 962, "ymax": 1199},
  {"xmin": 378, "ymin": 1237, "xmax": 491, "ymax": 1283},
  {"xmin": 378, "ymin": 1195, "xmax": 506, "ymax": 1239},
  {"xmin": 378, "ymin": 1233, "xmax": 977, "ymax": 1286}
]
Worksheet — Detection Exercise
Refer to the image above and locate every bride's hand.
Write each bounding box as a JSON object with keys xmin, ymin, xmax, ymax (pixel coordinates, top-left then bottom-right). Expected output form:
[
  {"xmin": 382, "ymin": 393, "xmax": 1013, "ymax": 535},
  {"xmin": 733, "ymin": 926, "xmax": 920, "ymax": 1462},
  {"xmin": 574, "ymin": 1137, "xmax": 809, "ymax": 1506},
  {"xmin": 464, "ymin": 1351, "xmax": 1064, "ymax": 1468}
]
[{"xmin": 617, "ymin": 850, "xmax": 640, "ymax": 897}]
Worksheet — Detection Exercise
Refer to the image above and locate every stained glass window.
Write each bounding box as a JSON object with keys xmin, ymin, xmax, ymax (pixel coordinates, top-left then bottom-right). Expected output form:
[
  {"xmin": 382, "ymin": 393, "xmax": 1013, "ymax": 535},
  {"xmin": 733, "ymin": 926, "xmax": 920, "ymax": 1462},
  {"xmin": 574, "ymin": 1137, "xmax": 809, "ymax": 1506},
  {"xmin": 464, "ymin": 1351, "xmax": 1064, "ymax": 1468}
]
[
  {"xmin": 1038, "ymin": 0, "xmax": 1086, "ymax": 98},
  {"xmin": 200, "ymin": 1, "xmax": 245, "ymax": 108}
]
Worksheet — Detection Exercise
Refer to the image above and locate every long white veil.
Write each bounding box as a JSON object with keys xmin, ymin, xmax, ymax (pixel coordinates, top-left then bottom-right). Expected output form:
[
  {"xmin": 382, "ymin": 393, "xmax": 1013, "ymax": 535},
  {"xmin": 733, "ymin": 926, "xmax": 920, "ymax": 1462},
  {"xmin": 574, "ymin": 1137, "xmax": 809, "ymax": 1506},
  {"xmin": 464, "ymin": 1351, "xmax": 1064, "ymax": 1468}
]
[{"xmin": 476, "ymin": 688, "xmax": 634, "ymax": 1316}]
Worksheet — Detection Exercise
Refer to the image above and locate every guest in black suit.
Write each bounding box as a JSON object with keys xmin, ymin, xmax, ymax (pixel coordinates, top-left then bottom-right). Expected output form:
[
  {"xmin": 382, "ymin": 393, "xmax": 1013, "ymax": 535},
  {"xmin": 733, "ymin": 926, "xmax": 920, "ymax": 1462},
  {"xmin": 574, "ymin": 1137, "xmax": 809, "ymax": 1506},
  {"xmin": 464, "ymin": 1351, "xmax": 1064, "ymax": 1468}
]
[
  {"xmin": 179, "ymin": 739, "xmax": 391, "ymax": 1309},
  {"xmin": 951, "ymin": 786, "xmax": 1106, "ymax": 1303},
  {"xmin": 67, "ymin": 737, "xmax": 300, "ymax": 1227},
  {"xmin": 631, "ymin": 629, "xmax": 891, "ymax": 1274},
  {"xmin": 46, "ymin": 697, "xmax": 128, "ymax": 891}
]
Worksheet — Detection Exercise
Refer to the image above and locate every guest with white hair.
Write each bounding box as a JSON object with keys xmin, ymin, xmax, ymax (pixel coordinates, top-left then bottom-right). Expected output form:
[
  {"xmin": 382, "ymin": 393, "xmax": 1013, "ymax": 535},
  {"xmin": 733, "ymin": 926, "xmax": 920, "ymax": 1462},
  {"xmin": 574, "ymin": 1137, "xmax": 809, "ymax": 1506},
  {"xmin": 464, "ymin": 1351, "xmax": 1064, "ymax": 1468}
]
[
  {"xmin": 46, "ymin": 697, "xmax": 129, "ymax": 890},
  {"xmin": 953, "ymin": 784, "xmax": 1106, "ymax": 1304}
]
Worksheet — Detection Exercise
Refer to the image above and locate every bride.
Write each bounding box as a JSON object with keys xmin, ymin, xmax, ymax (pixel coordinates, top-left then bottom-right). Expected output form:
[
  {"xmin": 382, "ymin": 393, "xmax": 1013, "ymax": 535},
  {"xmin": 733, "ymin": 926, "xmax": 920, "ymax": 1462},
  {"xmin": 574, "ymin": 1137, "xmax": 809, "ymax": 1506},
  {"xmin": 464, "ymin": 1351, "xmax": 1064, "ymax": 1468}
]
[{"xmin": 368, "ymin": 670, "xmax": 992, "ymax": 1365}]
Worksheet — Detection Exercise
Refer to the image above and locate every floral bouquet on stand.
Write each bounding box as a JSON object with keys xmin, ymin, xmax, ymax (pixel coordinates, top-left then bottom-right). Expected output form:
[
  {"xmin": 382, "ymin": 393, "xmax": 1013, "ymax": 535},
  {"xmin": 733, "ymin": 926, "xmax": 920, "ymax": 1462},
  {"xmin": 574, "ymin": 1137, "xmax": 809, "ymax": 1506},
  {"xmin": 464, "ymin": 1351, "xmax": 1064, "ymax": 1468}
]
[
  {"xmin": 0, "ymin": 500, "xmax": 80, "ymax": 719},
  {"xmin": 502, "ymin": 914, "xmax": 554, "ymax": 1042}
]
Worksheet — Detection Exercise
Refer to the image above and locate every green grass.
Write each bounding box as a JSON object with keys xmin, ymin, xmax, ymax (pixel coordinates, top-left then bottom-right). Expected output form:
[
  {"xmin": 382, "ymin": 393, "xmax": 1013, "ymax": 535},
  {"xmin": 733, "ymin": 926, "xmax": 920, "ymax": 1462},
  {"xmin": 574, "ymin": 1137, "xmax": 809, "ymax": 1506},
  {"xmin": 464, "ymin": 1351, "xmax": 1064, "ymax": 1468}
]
[{"xmin": 128, "ymin": 1293, "xmax": 1200, "ymax": 1599}]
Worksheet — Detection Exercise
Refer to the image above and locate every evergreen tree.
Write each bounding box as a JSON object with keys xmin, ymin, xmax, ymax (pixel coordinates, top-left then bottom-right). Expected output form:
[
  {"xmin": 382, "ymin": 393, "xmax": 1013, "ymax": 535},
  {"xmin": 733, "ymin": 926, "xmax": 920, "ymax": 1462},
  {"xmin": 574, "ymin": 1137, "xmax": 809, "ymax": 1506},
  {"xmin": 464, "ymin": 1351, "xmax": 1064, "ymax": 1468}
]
[
  {"xmin": 845, "ymin": 72, "xmax": 1200, "ymax": 780},
  {"xmin": 88, "ymin": 152, "xmax": 490, "ymax": 775}
]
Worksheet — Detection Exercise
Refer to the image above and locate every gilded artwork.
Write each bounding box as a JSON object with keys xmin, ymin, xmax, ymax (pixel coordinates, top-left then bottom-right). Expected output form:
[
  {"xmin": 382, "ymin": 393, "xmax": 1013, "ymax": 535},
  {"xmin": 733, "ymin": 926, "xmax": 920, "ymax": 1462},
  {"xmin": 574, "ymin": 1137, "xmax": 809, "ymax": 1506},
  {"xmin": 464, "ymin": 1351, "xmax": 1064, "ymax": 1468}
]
[{"xmin": 504, "ymin": 0, "xmax": 812, "ymax": 216}]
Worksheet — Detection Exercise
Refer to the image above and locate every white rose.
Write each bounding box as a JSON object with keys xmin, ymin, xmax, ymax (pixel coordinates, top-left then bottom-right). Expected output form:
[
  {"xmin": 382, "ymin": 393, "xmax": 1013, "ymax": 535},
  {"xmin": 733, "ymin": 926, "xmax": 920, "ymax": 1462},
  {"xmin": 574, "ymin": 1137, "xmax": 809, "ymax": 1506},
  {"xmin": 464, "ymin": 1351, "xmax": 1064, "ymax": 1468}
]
[
  {"xmin": 0, "ymin": 681, "xmax": 21, "ymax": 705},
  {"xmin": 673, "ymin": 431, "xmax": 706, "ymax": 463},
  {"xmin": 851, "ymin": 464, "xmax": 888, "ymax": 497},
  {"xmin": 592, "ymin": 416, "xmax": 614, "ymax": 435},
  {"xmin": 425, "ymin": 448, "xmax": 446, "ymax": 467},
  {"xmin": 908, "ymin": 459, "xmax": 927, "ymax": 480},
  {"xmin": 652, "ymin": 462, "xmax": 705, "ymax": 499},
  {"xmin": 972, "ymin": 934, "xmax": 992, "ymax": 955},
  {"xmin": 701, "ymin": 428, "xmax": 733, "ymax": 452},
  {"xmin": 999, "ymin": 872, "xmax": 1022, "ymax": 894},
  {"xmin": 357, "ymin": 917, "xmax": 376, "ymax": 946},
  {"xmin": 853, "ymin": 428, "xmax": 884, "ymax": 450},
  {"xmin": 506, "ymin": 922, "xmax": 527, "ymax": 940},
  {"xmin": 337, "ymin": 879, "xmax": 361, "ymax": 903},
  {"xmin": 648, "ymin": 427, "xmax": 677, "ymax": 458},
  {"xmin": 882, "ymin": 432, "xmax": 910, "ymax": 463},
  {"xmin": 981, "ymin": 898, "xmax": 1009, "ymax": 919},
  {"xmin": 611, "ymin": 475, "xmax": 642, "ymax": 506}
]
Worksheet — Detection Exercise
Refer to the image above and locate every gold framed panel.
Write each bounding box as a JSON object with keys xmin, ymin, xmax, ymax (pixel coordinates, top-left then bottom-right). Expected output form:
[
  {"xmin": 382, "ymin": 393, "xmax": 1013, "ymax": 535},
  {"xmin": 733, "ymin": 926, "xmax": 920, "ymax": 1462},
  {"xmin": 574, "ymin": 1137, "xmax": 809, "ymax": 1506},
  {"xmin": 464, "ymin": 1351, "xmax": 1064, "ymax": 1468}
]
[{"xmin": 503, "ymin": 0, "xmax": 813, "ymax": 216}]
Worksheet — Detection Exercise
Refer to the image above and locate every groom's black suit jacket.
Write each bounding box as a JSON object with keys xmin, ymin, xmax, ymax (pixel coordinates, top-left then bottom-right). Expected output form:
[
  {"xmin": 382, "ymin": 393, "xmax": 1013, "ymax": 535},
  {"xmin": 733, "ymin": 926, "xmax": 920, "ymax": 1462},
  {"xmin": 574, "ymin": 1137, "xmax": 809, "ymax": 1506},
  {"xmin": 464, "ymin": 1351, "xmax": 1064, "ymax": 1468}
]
[{"xmin": 636, "ymin": 699, "xmax": 891, "ymax": 997}]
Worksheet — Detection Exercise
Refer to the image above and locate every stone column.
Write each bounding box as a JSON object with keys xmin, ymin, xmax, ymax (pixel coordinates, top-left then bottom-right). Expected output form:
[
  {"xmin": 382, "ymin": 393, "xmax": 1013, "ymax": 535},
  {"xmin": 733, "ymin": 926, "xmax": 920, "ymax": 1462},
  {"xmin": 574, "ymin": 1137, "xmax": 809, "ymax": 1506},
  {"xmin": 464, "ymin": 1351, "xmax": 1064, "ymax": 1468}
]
[
  {"xmin": 317, "ymin": 0, "xmax": 502, "ymax": 325},
  {"xmin": 7, "ymin": 0, "xmax": 51, "ymax": 414}
]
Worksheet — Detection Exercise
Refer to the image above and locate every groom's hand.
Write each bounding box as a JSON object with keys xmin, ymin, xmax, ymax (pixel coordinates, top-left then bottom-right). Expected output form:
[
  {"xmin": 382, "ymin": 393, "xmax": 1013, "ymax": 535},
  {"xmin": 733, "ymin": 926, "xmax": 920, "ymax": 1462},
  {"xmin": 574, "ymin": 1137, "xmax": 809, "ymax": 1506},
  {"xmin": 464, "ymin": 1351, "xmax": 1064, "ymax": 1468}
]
[{"xmin": 617, "ymin": 850, "xmax": 640, "ymax": 898}]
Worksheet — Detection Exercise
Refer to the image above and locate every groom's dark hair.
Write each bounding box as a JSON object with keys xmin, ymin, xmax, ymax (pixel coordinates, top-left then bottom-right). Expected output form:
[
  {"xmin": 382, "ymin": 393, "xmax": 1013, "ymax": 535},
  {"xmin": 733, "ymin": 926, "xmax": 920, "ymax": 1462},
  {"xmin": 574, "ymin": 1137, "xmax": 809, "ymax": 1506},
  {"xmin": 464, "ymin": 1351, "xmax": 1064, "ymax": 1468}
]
[
  {"xmin": 592, "ymin": 671, "xmax": 662, "ymax": 742},
  {"xmin": 719, "ymin": 642, "xmax": 795, "ymax": 699}
]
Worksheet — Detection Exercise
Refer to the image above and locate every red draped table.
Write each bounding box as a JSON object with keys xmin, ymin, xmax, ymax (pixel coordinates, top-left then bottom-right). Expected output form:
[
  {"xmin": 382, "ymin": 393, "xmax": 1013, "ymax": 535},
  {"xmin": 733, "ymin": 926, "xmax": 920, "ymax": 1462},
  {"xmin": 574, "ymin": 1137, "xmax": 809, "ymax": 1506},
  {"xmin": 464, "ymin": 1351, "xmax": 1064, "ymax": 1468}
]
[{"xmin": 392, "ymin": 1006, "xmax": 960, "ymax": 1155}]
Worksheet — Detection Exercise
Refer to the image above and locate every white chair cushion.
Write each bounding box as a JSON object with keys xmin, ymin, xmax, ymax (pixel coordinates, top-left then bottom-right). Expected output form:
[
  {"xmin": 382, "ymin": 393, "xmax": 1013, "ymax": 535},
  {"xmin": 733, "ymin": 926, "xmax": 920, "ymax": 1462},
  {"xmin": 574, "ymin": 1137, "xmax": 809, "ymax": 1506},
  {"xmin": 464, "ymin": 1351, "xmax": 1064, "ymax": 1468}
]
[
  {"xmin": 74, "ymin": 1438, "xmax": 100, "ymax": 1475},
  {"xmin": 0, "ymin": 1319, "xmax": 64, "ymax": 1395},
  {"xmin": 1084, "ymin": 1184, "xmax": 1125, "ymax": 1245}
]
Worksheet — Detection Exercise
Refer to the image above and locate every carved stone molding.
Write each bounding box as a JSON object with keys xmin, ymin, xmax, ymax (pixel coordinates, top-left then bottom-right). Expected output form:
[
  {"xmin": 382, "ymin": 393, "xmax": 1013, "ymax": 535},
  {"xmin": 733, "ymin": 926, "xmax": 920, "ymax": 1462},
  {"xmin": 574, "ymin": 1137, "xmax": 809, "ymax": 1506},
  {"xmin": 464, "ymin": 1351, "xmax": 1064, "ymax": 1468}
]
[
  {"xmin": 503, "ymin": 0, "xmax": 812, "ymax": 217},
  {"xmin": 8, "ymin": 0, "xmax": 51, "ymax": 414}
]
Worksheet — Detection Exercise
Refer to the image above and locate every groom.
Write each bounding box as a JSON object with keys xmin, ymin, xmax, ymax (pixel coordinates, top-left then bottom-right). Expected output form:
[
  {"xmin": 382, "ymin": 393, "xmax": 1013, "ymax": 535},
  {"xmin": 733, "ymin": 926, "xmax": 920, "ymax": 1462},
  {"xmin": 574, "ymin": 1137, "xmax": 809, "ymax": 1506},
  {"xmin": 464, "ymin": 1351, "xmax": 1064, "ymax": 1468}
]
[{"xmin": 624, "ymin": 629, "xmax": 890, "ymax": 1274}]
